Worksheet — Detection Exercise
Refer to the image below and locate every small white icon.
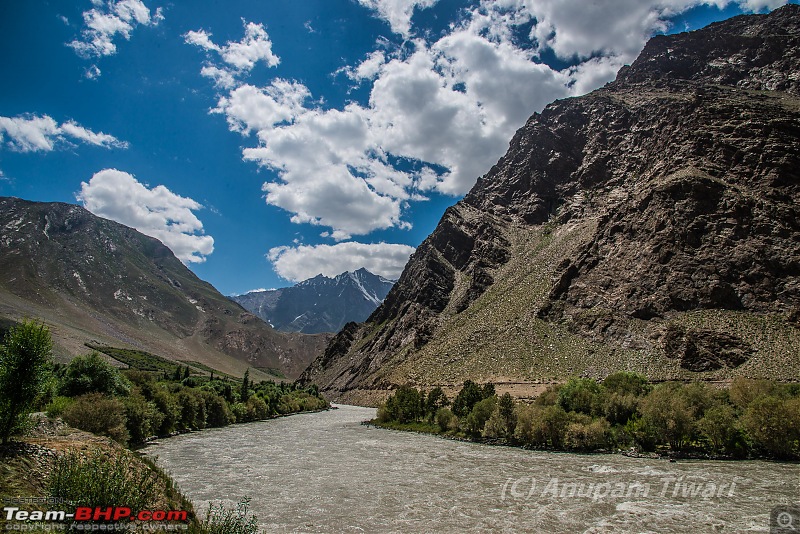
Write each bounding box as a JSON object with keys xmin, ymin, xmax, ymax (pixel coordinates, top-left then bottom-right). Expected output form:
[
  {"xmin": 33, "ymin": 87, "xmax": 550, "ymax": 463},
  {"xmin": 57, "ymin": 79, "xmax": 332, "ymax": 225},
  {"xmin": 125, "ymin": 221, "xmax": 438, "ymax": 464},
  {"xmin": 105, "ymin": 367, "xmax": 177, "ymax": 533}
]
[{"xmin": 777, "ymin": 511, "xmax": 796, "ymax": 531}]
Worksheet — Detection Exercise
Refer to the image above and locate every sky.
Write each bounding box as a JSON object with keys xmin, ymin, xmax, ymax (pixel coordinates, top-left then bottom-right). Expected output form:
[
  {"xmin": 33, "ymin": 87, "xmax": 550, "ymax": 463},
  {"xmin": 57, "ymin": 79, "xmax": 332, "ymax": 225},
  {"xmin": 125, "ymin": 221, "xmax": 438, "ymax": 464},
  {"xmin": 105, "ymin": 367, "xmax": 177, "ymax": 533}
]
[{"xmin": 0, "ymin": 0, "xmax": 794, "ymax": 295}]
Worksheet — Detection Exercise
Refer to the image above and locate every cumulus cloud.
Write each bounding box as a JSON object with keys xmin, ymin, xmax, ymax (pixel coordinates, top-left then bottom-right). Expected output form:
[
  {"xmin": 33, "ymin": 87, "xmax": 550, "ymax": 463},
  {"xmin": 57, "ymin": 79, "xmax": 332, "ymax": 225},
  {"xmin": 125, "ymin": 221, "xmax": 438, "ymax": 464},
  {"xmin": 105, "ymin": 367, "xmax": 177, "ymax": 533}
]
[
  {"xmin": 268, "ymin": 242, "xmax": 415, "ymax": 282},
  {"xmin": 68, "ymin": 0, "xmax": 162, "ymax": 62},
  {"xmin": 76, "ymin": 169, "xmax": 215, "ymax": 264},
  {"xmin": 0, "ymin": 114, "xmax": 127, "ymax": 152},
  {"xmin": 356, "ymin": 0, "xmax": 440, "ymax": 38},
  {"xmin": 185, "ymin": 21, "xmax": 280, "ymax": 89},
  {"xmin": 193, "ymin": 0, "xmax": 789, "ymax": 242}
]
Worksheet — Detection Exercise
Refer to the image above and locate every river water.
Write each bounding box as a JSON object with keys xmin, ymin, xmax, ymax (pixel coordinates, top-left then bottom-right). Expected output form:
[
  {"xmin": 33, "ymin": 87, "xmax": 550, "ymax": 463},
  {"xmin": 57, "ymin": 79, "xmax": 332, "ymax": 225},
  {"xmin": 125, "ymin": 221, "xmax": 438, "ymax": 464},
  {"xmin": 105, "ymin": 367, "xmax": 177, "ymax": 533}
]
[{"xmin": 144, "ymin": 405, "xmax": 799, "ymax": 533}]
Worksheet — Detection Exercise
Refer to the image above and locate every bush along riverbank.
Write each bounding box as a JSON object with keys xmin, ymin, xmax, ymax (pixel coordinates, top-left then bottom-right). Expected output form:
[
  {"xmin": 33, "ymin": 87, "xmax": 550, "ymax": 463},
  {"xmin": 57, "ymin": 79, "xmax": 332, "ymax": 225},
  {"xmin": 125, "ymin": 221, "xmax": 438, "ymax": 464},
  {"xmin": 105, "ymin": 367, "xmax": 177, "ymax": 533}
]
[
  {"xmin": 370, "ymin": 373, "xmax": 800, "ymax": 460},
  {"xmin": 0, "ymin": 319, "xmax": 324, "ymax": 533}
]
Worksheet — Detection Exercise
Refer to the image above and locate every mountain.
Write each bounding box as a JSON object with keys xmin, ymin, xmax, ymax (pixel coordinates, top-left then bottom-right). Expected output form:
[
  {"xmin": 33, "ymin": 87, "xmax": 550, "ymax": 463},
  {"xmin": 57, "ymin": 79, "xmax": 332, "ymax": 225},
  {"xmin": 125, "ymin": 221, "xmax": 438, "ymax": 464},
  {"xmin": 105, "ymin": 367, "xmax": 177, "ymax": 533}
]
[
  {"xmin": 231, "ymin": 269, "xmax": 395, "ymax": 334},
  {"xmin": 299, "ymin": 6, "xmax": 800, "ymax": 404},
  {"xmin": 0, "ymin": 197, "xmax": 329, "ymax": 379}
]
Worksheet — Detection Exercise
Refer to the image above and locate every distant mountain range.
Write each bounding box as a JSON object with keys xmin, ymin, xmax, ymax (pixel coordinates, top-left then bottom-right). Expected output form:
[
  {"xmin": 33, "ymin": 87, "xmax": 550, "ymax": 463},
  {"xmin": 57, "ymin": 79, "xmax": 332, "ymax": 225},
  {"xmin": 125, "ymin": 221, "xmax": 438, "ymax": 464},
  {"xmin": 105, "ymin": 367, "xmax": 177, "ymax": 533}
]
[
  {"xmin": 0, "ymin": 197, "xmax": 329, "ymax": 379},
  {"xmin": 231, "ymin": 268, "xmax": 395, "ymax": 334}
]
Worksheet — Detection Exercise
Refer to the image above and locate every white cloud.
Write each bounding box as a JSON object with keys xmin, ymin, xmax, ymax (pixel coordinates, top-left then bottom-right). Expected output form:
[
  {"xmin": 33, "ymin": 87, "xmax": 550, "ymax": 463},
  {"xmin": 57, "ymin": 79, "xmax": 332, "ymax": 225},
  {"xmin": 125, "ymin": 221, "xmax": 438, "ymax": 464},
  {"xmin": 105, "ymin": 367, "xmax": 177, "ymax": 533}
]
[
  {"xmin": 268, "ymin": 242, "xmax": 415, "ymax": 282},
  {"xmin": 212, "ymin": 80, "xmax": 310, "ymax": 134},
  {"xmin": 68, "ymin": 0, "xmax": 161, "ymax": 62},
  {"xmin": 0, "ymin": 114, "xmax": 127, "ymax": 152},
  {"xmin": 77, "ymin": 169, "xmax": 215, "ymax": 264},
  {"xmin": 356, "ymin": 0, "xmax": 440, "ymax": 38},
  {"xmin": 195, "ymin": 1, "xmax": 790, "ymax": 241},
  {"xmin": 185, "ymin": 21, "xmax": 280, "ymax": 89}
]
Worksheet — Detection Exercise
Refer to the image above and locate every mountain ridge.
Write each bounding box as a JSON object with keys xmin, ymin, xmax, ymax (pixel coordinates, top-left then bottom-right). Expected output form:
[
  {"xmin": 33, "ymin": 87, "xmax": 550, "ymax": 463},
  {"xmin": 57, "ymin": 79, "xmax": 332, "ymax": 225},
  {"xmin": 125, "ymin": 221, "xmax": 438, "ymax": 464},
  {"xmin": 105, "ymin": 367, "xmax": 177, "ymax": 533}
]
[
  {"xmin": 0, "ymin": 197, "xmax": 329, "ymax": 379},
  {"xmin": 231, "ymin": 268, "xmax": 394, "ymax": 334},
  {"xmin": 299, "ymin": 5, "xmax": 800, "ymax": 404}
]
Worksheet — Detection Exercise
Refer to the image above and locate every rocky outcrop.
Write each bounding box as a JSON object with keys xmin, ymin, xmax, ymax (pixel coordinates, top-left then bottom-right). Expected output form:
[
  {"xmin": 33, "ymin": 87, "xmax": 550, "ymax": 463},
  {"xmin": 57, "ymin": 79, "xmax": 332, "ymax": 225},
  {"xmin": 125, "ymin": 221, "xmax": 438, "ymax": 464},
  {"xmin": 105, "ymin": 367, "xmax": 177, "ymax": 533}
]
[{"xmin": 300, "ymin": 6, "xmax": 800, "ymax": 402}]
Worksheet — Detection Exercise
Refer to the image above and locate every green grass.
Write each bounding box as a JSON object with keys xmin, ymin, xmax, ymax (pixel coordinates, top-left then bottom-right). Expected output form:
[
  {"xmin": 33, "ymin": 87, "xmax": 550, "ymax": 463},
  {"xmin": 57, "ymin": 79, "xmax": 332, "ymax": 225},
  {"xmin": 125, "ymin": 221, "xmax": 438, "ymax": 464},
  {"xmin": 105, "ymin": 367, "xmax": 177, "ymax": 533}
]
[
  {"xmin": 86, "ymin": 343, "xmax": 181, "ymax": 374},
  {"xmin": 253, "ymin": 367, "xmax": 286, "ymax": 379}
]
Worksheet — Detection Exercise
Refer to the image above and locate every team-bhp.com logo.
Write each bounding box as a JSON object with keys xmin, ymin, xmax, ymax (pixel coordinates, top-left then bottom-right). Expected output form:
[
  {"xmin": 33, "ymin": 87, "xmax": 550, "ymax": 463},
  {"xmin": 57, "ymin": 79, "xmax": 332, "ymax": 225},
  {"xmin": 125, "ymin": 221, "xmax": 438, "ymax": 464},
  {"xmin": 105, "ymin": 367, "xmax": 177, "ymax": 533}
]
[{"xmin": 4, "ymin": 506, "xmax": 189, "ymax": 531}]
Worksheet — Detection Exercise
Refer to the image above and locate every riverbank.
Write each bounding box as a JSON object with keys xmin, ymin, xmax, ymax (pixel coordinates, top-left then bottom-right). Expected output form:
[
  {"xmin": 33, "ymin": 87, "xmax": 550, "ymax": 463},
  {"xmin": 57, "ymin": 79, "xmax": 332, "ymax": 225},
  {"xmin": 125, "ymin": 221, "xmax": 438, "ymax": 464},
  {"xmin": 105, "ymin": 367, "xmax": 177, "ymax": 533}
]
[
  {"xmin": 0, "ymin": 416, "xmax": 198, "ymax": 526},
  {"xmin": 362, "ymin": 419, "xmax": 777, "ymax": 462}
]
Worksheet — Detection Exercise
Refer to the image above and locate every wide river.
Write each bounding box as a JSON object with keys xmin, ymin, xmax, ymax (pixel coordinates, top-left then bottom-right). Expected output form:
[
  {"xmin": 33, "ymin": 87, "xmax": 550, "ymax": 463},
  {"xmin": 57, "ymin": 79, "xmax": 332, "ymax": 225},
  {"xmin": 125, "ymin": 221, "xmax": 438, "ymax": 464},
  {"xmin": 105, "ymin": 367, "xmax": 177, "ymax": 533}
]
[{"xmin": 145, "ymin": 405, "xmax": 798, "ymax": 533}]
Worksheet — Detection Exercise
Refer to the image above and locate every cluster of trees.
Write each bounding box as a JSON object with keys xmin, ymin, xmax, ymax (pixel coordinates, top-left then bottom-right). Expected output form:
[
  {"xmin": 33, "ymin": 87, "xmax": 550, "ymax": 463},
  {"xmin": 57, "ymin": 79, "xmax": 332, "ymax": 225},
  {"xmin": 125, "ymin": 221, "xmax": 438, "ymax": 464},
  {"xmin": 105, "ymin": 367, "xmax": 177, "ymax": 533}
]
[
  {"xmin": 0, "ymin": 319, "xmax": 328, "ymax": 447},
  {"xmin": 376, "ymin": 373, "xmax": 800, "ymax": 459}
]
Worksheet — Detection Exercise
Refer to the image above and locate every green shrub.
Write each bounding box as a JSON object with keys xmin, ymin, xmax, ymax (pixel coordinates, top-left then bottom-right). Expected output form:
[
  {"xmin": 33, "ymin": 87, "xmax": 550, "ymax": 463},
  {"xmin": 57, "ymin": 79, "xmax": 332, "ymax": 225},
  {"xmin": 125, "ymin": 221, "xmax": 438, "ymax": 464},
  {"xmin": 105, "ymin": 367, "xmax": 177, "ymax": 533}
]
[
  {"xmin": 697, "ymin": 404, "xmax": 738, "ymax": 454},
  {"xmin": 152, "ymin": 389, "xmax": 180, "ymax": 435},
  {"xmin": 0, "ymin": 319, "xmax": 53, "ymax": 444},
  {"xmin": 230, "ymin": 403, "xmax": 247, "ymax": 423},
  {"xmin": 60, "ymin": 352, "xmax": 130, "ymax": 398},
  {"xmin": 729, "ymin": 377, "xmax": 782, "ymax": 410},
  {"xmin": 245, "ymin": 396, "xmax": 269, "ymax": 421},
  {"xmin": 465, "ymin": 396, "xmax": 497, "ymax": 436},
  {"xmin": 534, "ymin": 385, "xmax": 561, "ymax": 406},
  {"xmin": 62, "ymin": 393, "xmax": 129, "ymax": 444},
  {"xmin": 601, "ymin": 392, "xmax": 638, "ymax": 426},
  {"xmin": 122, "ymin": 391, "xmax": 164, "ymax": 444},
  {"xmin": 639, "ymin": 383, "xmax": 695, "ymax": 452},
  {"xmin": 46, "ymin": 396, "xmax": 74, "ymax": 418},
  {"xmin": 741, "ymin": 396, "xmax": 799, "ymax": 459},
  {"xmin": 203, "ymin": 392, "xmax": 234, "ymax": 427},
  {"xmin": 49, "ymin": 449, "xmax": 158, "ymax": 510},
  {"xmin": 532, "ymin": 405, "xmax": 570, "ymax": 448},
  {"xmin": 176, "ymin": 389, "xmax": 201, "ymax": 430},
  {"xmin": 483, "ymin": 393, "xmax": 517, "ymax": 439},
  {"xmin": 199, "ymin": 497, "xmax": 258, "ymax": 534},
  {"xmin": 564, "ymin": 418, "xmax": 610, "ymax": 451},
  {"xmin": 558, "ymin": 378, "xmax": 602, "ymax": 416},
  {"xmin": 603, "ymin": 372, "xmax": 650, "ymax": 397},
  {"xmin": 435, "ymin": 407, "xmax": 458, "ymax": 433}
]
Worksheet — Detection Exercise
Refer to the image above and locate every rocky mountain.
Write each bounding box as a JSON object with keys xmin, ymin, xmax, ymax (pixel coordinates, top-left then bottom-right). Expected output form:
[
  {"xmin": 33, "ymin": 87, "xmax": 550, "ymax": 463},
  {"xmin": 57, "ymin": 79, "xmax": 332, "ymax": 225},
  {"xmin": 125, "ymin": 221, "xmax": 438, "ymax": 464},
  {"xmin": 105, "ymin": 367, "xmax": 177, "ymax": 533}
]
[
  {"xmin": 299, "ymin": 6, "xmax": 800, "ymax": 404},
  {"xmin": 0, "ymin": 197, "xmax": 329, "ymax": 379},
  {"xmin": 231, "ymin": 269, "xmax": 394, "ymax": 334}
]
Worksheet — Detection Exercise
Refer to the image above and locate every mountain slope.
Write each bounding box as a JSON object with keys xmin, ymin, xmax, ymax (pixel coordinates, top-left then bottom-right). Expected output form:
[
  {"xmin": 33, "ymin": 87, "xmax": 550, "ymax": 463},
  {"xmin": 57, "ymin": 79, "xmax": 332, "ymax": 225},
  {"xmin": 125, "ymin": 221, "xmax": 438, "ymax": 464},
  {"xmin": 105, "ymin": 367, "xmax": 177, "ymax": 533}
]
[
  {"xmin": 299, "ymin": 6, "xmax": 800, "ymax": 404},
  {"xmin": 231, "ymin": 268, "xmax": 394, "ymax": 334},
  {"xmin": 0, "ymin": 197, "xmax": 329, "ymax": 379}
]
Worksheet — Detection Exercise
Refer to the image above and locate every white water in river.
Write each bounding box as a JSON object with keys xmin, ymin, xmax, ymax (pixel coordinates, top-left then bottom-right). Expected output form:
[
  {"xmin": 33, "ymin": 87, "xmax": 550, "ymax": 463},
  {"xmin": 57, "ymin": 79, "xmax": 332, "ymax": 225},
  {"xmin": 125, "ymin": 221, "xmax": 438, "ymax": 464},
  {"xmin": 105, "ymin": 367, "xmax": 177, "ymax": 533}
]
[{"xmin": 144, "ymin": 405, "xmax": 799, "ymax": 533}]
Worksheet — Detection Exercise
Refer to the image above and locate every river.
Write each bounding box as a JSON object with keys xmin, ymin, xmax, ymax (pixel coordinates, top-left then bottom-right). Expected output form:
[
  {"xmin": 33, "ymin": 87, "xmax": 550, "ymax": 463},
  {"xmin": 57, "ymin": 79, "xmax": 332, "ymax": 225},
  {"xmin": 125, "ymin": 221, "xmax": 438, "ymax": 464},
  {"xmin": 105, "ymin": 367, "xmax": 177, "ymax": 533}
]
[{"xmin": 144, "ymin": 405, "xmax": 799, "ymax": 533}]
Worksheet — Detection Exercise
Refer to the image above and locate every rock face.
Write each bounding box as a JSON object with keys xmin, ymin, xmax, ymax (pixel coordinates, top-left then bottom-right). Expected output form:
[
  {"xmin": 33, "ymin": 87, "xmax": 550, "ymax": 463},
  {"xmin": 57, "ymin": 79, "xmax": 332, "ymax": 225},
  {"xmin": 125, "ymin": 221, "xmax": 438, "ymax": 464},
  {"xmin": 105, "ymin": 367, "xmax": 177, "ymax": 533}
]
[
  {"xmin": 299, "ymin": 6, "xmax": 800, "ymax": 403},
  {"xmin": 0, "ymin": 198, "xmax": 329, "ymax": 379},
  {"xmin": 231, "ymin": 269, "xmax": 394, "ymax": 334}
]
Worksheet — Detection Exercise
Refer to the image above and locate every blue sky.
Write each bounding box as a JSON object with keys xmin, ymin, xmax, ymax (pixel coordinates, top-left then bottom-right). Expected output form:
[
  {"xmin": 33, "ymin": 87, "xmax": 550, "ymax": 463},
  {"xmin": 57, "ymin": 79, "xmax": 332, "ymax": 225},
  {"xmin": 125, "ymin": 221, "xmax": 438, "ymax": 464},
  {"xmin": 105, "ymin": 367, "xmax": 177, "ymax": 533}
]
[{"xmin": 0, "ymin": 0, "xmax": 793, "ymax": 295}]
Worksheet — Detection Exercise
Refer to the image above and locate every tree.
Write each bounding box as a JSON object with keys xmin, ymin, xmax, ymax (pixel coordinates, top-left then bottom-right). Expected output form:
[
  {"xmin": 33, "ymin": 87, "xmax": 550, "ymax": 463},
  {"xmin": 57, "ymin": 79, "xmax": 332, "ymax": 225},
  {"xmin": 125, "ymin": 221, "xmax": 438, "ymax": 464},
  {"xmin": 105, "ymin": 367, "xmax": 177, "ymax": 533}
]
[
  {"xmin": 240, "ymin": 369, "xmax": 250, "ymax": 403},
  {"xmin": 183, "ymin": 366, "xmax": 190, "ymax": 380},
  {"xmin": 741, "ymin": 396, "xmax": 799, "ymax": 459},
  {"xmin": 382, "ymin": 386, "xmax": 424, "ymax": 423},
  {"xmin": 497, "ymin": 393, "xmax": 517, "ymax": 437},
  {"xmin": 558, "ymin": 377, "xmax": 602, "ymax": 416},
  {"xmin": 452, "ymin": 380, "xmax": 484, "ymax": 418},
  {"xmin": 466, "ymin": 396, "xmax": 497, "ymax": 436},
  {"xmin": 639, "ymin": 383, "xmax": 695, "ymax": 452},
  {"xmin": 0, "ymin": 320, "xmax": 53, "ymax": 444},
  {"xmin": 425, "ymin": 387, "xmax": 449, "ymax": 420},
  {"xmin": 60, "ymin": 352, "xmax": 130, "ymax": 397},
  {"xmin": 603, "ymin": 371, "xmax": 651, "ymax": 397}
]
